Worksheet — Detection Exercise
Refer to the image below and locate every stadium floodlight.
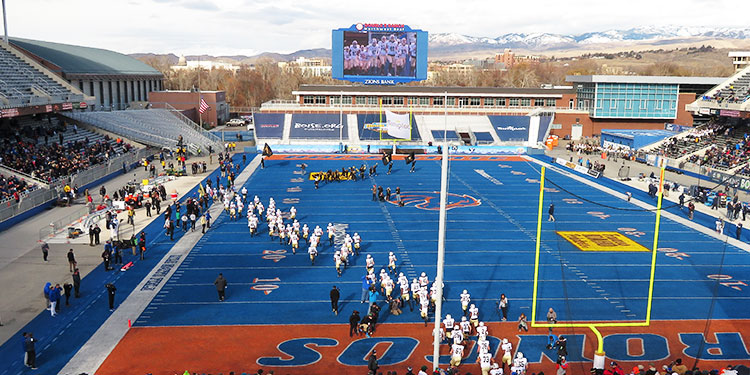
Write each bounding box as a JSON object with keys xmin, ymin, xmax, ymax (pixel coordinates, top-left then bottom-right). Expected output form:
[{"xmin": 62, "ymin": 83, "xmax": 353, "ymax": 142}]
[{"xmin": 530, "ymin": 166, "xmax": 665, "ymax": 370}]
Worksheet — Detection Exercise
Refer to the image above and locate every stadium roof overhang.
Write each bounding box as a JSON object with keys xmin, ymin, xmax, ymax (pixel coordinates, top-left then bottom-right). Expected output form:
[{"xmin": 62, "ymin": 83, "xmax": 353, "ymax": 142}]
[
  {"xmin": 565, "ymin": 75, "xmax": 726, "ymax": 86},
  {"xmin": 9, "ymin": 37, "xmax": 164, "ymax": 79}
]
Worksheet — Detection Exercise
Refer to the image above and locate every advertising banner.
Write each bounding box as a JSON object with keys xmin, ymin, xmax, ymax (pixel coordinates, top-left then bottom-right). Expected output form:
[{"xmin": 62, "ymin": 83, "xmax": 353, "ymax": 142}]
[
  {"xmin": 290, "ymin": 114, "xmax": 348, "ymax": 139},
  {"xmin": 488, "ymin": 115, "xmax": 530, "ymax": 141},
  {"xmin": 253, "ymin": 113, "xmax": 285, "ymax": 139}
]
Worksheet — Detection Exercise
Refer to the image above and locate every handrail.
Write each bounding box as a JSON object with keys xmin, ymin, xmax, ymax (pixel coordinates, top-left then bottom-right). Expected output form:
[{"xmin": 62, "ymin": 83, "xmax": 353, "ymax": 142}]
[
  {"xmin": 0, "ymin": 164, "xmax": 50, "ymax": 189},
  {"xmin": 156, "ymin": 104, "xmax": 223, "ymax": 149}
]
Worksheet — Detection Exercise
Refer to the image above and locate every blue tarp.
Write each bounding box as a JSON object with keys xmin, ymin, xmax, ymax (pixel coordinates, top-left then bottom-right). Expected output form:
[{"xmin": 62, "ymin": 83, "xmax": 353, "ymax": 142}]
[
  {"xmin": 488, "ymin": 116, "xmax": 530, "ymax": 141},
  {"xmin": 474, "ymin": 132, "xmax": 494, "ymax": 143},
  {"xmin": 253, "ymin": 113, "xmax": 284, "ymax": 139},
  {"xmin": 432, "ymin": 130, "xmax": 459, "ymax": 141},
  {"xmin": 537, "ymin": 116, "xmax": 553, "ymax": 142},
  {"xmin": 290, "ymin": 114, "xmax": 348, "ymax": 139}
]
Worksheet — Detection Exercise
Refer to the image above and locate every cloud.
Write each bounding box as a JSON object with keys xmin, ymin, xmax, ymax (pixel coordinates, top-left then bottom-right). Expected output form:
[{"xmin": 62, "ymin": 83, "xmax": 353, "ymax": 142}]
[
  {"xmin": 5, "ymin": 0, "xmax": 750, "ymax": 55},
  {"xmin": 181, "ymin": 0, "xmax": 220, "ymax": 11}
]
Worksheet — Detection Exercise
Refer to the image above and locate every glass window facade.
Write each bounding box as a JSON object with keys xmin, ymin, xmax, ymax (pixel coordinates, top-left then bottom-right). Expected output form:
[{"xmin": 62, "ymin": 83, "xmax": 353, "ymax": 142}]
[
  {"xmin": 580, "ymin": 82, "xmax": 679, "ymax": 119},
  {"xmin": 303, "ymin": 95, "xmax": 326, "ymax": 104}
]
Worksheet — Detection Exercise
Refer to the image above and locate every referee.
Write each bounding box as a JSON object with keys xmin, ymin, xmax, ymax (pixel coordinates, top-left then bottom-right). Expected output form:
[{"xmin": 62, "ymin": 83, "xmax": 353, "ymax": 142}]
[{"xmin": 330, "ymin": 285, "xmax": 340, "ymax": 315}]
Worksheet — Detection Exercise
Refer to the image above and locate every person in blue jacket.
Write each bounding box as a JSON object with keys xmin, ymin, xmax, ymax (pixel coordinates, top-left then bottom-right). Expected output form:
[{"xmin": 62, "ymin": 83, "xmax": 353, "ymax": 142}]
[
  {"xmin": 21, "ymin": 332, "xmax": 27, "ymax": 366},
  {"xmin": 360, "ymin": 274, "xmax": 372, "ymax": 303},
  {"xmin": 49, "ymin": 284, "xmax": 61, "ymax": 317},
  {"xmin": 43, "ymin": 282, "xmax": 51, "ymax": 311}
]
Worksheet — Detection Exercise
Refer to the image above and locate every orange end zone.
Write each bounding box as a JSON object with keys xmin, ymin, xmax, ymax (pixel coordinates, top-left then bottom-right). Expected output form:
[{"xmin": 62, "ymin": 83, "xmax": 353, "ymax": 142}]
[
  {"xmin": 96, "ymin": 320, "xmax": 750, "ymax": 375},
  {"xmin": 266, "ymin": 154, "xmax": 526, "ymax": 161}
]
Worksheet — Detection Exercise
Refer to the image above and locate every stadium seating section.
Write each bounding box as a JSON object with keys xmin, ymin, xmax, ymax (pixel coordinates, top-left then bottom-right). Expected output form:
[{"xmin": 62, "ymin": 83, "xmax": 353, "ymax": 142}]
[
  {"xmin": 0, "ymin": 115, "xmax": 132, "ymax": 182},
  {"xmin": 0, "ymin": 173, "xmax": 37, "ymax": 204},
  {"xmin": 63, "ymin": 109, "xmax": 223, "ymax": 154},
  {"xmin": 705, "ymin": 70, "xmax": 750, "ymax": 104},
  {"xmin": 0, "ymin": 44, "xmax": 82, "ymax": 107}
]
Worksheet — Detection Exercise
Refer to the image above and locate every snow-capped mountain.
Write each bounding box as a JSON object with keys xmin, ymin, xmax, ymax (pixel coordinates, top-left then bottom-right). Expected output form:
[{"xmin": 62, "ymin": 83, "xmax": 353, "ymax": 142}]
[{"xmin": 429, "ymin": 26, "xmax": 750, "ymax": 51}]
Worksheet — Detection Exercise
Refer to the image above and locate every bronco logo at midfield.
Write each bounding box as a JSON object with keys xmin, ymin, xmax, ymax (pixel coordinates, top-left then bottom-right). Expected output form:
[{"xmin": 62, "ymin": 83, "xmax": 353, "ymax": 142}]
[{"xmin": 388, "ymin": 191, "xmax": 481, "ymax": 210}]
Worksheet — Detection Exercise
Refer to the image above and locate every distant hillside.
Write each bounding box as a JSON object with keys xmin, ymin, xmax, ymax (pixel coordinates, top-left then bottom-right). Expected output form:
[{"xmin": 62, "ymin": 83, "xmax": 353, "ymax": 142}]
[
  {"xmin": 130, "ymin": 25, "xmax": 750, "ymax": 64},
  {"xmin": 129, "ymin": 48, "xmax": 331, "ymax": 65}
]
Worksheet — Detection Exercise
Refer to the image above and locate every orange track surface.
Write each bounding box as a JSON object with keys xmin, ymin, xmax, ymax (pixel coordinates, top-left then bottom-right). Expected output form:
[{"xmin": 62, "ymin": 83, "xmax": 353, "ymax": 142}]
[{"xmin": 97, "ymin": 320, "xmax": 750, "ymax": 375}]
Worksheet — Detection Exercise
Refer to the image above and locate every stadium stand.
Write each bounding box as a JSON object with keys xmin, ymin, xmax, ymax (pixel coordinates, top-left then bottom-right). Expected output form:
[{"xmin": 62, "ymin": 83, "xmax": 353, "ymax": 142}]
[
  {"xmin": 696, "ymin": 64, "xmax": 750, "ymax": 107},
  {"xmin": 0, "ymin": 116, "xmax": 133, "ymax": 182},
  {"xmin": 0, "ymin": 173, "xmax": 37, "ymax": 204},
  {"xmin": 62, "ymin": 109, "xmax": 224, "ymax": 154},
  {"xmin": 0, "ymin": 43, "xmax": 83, "ymax": 107}
]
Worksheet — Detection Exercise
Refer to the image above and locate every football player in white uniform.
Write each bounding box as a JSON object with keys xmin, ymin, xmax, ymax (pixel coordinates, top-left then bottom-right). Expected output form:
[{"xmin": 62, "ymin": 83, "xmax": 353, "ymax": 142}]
[
  {"xmin": 469, "ymin": 303, "xmax": 480, "ymax": 331},
  {"xmin": 388, "ymin": 252, "xmax": 397, "ymax": 274},
  {"xmin": 477, "ymin": 349, "xmax": 494, "ymax": 375},
  {"xmin": 443, "ymin": 314, "xmax": 455, "ymax": 340},
  {"xmin": 511, "ymin": 352, "xmax": 528, "ymax": 375},
  {"xmin": 460, "ymin": 289, "xmax": 471, "ymax": 316},
  {"xmin": 501, "ymin": 338, "xmax": 513, "ymax": 367},
  {"xmin": 452, "ymin": 324, "xmax": 464, "ymax": 345},
  {"xmin": 308, "ymin": 243, "xmax": 317, "ymax": 265},
  {"xmin": 419, "ymin": 272, "xmax": 429, "ymax": 288},
  {"xmin": 352, "ymin": 232, "xmax": 361, "ymax": 255},
  {"xmin": 450, "ymin": 342, "xmax": 465, "ymax": 368},
  {"xmin": 366, "ymin": 254, "xmax": 375, "ymax": 273},
  {"xmin": 459, "ymin": 316, "xmax": 471, "ymax": 337},
  {"xmin": 327, "ymin": 223, "xmax": 335, "ymax": 246},
  {"xmin": 334, "ymin": 252, "xmax": 342, "ymax": 277},
  {"xmin": 477, "ymin": 321, "xmax": 488, "ymax": 341}
]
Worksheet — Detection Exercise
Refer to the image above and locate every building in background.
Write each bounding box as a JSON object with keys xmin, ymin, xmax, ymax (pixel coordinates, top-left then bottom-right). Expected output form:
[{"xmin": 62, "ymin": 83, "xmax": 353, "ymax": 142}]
[
  {"xmin": 10, "ymin": 37, "xmax": 164, "ymax": 111},
  {"xmin": 564, "ymin": 75, "xmax": 725, "ymax": 137},
  {"xmin": 171, "ymin": 56, "xmax": 241, "ymax": 73},
  {"xmin": 278, "ymin": 57, "xmax": 331, "ymax": 77},
  {"xmin": 149, "ymin": 90, "xmax": 229, "ymax": 127},
  {"xmin": 494, "ymin": 49, "xmax": 540, "ymax": 69},
  {"xmin": 729, "ymin": 51, "xmax": 750, "ymax": 72}
]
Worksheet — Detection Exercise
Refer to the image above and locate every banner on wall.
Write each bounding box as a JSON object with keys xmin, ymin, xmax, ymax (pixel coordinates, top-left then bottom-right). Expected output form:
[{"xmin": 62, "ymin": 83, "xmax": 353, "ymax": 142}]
[
  {"xmin": 290, "ymin": 114, "xmax": 348, "ymax": 139},
  {"xmin": 253, "ymin": 113, "xmax": 284, "ymax": 139}
]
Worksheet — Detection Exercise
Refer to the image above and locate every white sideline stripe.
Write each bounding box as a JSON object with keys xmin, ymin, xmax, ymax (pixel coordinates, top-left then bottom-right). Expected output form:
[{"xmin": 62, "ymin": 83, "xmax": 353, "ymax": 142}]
[
  {"xmin": 59, "ymin": 155, "xmax": 261, "ymax": 375},
  {"xmin": 525, "ymin": 156, "xmax": 750, "ymax": 253}
]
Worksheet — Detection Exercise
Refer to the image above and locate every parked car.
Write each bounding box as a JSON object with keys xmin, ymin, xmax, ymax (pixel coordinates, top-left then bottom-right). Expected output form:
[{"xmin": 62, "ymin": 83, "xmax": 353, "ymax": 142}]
[{"xmin": 226, "ymin": 118, "xmax": 245, "ymax": 127}]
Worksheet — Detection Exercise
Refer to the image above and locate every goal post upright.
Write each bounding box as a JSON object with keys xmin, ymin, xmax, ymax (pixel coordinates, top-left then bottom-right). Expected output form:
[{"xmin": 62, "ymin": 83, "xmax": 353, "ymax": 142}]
[{"xmin": 530, "ymin": 165, "xmax": 665, "ymax": 369}]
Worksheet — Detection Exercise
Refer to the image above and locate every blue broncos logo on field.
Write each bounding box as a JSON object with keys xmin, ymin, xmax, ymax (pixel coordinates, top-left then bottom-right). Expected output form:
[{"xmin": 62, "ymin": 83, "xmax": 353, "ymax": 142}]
[{"xmin": 387, "ymin": 191, "xmax": 481, "ymax": 210}]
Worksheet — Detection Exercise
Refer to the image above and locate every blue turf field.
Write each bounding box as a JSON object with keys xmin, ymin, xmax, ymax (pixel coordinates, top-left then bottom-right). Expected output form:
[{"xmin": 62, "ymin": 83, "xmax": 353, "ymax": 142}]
[{"xmin": 134, "ymin": 157, "xmax": 750, "ymax": 328}]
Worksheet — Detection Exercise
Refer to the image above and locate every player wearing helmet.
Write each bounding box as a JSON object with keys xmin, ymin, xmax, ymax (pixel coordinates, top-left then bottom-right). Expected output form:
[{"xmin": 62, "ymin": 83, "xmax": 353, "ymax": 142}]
[{"xmin": 460, "ymin": 289, "xmax": 471, "ymax": 316}]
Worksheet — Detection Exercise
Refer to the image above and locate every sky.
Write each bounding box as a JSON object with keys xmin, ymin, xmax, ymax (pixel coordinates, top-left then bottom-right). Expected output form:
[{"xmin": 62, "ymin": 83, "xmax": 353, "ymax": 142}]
[{"xmin": 3, "ymin": 0, "xmax": 748, "ymax": 56}]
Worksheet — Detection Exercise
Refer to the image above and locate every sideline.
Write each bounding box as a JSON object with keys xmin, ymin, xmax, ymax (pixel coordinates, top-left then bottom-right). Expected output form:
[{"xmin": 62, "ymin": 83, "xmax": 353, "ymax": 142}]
[
  {"xmin": 59, "ymin": 155, "xmax": 262, "ymax": 375},
  {"xmin": 524, "ymin": 156, "xmax": 750, "ymax": 253}
]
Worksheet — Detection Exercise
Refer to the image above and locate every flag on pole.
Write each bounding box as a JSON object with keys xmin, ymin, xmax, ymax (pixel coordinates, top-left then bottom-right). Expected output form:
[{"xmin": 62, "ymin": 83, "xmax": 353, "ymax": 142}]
[
  {"xmin": 199, "ymin": 97, "xmax": 210, "ymax": 114},
  {"xmin": 385, "ymin": 110, "xmax": 410, "ymax": 140},
  {"xmin": 262, "ymin": 143, "xmax": 273, "ymax": 157}
]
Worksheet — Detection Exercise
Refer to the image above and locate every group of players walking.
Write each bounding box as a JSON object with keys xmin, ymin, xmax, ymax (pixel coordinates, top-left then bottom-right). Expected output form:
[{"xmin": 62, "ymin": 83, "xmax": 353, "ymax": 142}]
[
  {"xmin": 344, "ymin": 33, "xmax": 417, "ymax": 77},
  {"xmin": 236, "ymin": 161, "xmax": 527, "ymax": 375}
]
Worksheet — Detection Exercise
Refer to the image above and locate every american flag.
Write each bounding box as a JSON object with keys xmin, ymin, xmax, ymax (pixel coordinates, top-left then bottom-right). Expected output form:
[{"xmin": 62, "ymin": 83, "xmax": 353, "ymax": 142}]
[{"xmin": 199, "ymin": 97, "xmax": 210, "ymax": 114}]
